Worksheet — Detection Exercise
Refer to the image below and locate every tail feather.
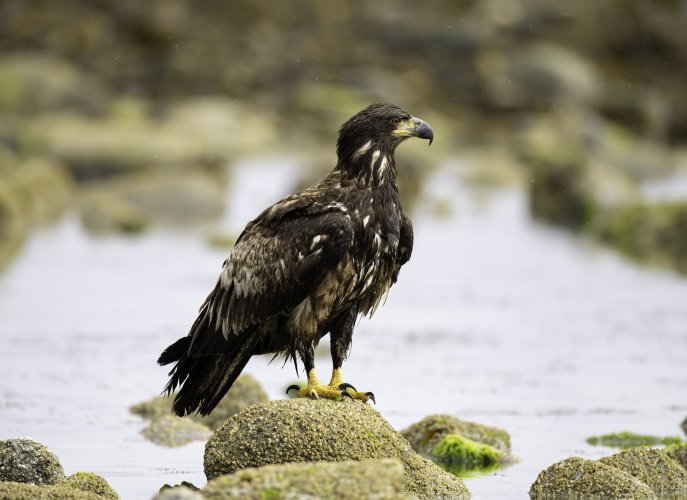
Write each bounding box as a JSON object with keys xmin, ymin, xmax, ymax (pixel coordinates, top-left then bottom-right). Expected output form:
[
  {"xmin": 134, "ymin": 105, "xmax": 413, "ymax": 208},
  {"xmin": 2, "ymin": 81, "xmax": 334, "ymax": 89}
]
[{"xmin": 159, "ymin": 309, "xmax": 262, "ymax": 416}]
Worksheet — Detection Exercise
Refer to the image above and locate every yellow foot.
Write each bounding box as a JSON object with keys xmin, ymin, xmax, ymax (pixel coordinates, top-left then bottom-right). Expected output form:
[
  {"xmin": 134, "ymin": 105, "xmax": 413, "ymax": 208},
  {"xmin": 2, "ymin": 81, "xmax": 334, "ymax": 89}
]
[{"xmin": 285, "ymin": 368, "xmax": 375, "ymax": 403}]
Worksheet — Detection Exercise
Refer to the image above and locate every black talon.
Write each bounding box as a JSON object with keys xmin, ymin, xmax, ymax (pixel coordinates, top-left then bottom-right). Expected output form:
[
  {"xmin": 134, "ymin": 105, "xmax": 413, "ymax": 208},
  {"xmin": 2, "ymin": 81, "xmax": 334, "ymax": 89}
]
[
  {"xmin": 365, "ymin": 392, "xmax": 376, "ymax": 404},
  {"xmin": 286, "ymin": 384, "xmax": 301, "ymax": 395},
  {"xmin": 340, "ymin": 390, "xmax": 354, "ymax": 400},
  {"xmin": 338, "ymin": 382, "xmax": 357, "ymax": 392}
]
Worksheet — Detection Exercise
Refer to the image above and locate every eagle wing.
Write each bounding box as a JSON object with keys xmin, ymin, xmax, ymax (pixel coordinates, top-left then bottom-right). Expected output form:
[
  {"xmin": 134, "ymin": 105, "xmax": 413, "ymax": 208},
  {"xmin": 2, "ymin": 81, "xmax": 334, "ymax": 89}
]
[{"xmin": 203, "ymin": 200, "xmax": 354, "ymax": 341}]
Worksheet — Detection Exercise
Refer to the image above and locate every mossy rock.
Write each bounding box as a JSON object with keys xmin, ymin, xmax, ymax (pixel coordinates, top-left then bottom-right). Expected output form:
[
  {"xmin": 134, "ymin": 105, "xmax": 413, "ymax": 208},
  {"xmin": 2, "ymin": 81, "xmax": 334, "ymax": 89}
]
[
  {"xmin": 203, "ymin": 459, "xmax": 414, "ymax": 500},
  {"xmin": 529, "ymin": 456, "xmax": 654, "ymax": 499},
  {"xmin": 598, "ymin": 447, "xmax": 687, "ymax": 495},
  {"xmin": 0, "ymin": 438, "xmax": 65, "ymax": 485},
  {"xmin": 595, "ymin": 201, "xmax": 687, "ymax": 274},
  {"xmin": 401, "ymin": 414, "xmax": 510, "ymax": 457},
  {"xmin": 61, "ymin": 472, "xmax": 119, "ymax": 499},
  {"xmin": 665, "ymin": 443, "xmax": 687, "ymax": 472},
  {"xmin": 79, "ymin": 171, "xmax": 224, "ymax": 233},
  {"xmin": 431, "ymin": 434, "xmax": 506, "ymax": 469},
  {"xmin": 0, "ymin": 481, "xmax": 101, "ymax": 499},
  {"xmin": 204, "ymin": 399, "xmax": 470, "ymax": 499},
  {"xmin": 130, "ymin": 374, "xmax": 268, "ymax": 430},
  {"xmin": 587, "ymin": 431, "xmax": 682, "ymax": 449},
  {"xmin": 141, "ymin": 415, "xmax": 212, "ymax": 448},
  {"xmin": 154, "ymin": 484, "xmax": 202, "ymax": 500}
]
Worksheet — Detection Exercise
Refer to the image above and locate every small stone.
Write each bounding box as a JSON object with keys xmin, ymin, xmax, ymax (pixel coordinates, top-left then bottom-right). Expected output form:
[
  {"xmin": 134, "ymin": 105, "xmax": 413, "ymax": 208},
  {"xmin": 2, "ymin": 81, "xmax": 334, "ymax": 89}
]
[{"xmin": 141, "ymin": 416, "xmax": 212, "ymax": 447}]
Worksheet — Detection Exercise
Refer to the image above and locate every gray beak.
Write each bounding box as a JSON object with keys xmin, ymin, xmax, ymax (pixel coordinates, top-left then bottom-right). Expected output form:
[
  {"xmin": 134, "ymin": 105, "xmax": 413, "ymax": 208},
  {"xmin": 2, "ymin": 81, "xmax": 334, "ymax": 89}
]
[{"xmin": 412, "ymin": 117, "xmax": 434, "ymax": 145}]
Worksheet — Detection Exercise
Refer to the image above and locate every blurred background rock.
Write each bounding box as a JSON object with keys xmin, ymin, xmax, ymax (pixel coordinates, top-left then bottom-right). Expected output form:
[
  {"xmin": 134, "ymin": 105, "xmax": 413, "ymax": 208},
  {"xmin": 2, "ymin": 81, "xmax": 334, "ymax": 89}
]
[{"xmin": 1, "ymin": 0, "xmax": 687, "ymax": 271}]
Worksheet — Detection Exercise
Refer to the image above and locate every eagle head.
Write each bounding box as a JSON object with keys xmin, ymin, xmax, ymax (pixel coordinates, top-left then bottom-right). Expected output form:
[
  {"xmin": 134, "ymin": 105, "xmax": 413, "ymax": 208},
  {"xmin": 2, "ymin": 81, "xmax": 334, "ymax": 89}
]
[{"xmin": 336, "ymin": 103, "xmax": 434, "ymax": 167}]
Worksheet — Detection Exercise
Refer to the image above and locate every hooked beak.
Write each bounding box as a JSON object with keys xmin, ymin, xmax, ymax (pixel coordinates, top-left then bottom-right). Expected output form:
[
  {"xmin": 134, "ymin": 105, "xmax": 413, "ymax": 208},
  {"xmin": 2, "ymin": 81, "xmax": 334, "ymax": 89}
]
[
  {"xmin": 412, "ymin": 117, "xmax": 434, "ymax": 146},
  {"xmin": 393, "ymin": 117, "xmax": 434, "ymax": 145}
]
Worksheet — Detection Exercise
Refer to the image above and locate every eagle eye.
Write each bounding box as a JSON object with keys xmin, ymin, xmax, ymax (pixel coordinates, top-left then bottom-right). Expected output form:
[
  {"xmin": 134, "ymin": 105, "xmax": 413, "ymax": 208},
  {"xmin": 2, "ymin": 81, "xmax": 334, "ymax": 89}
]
[{"xmin": 392, "ymin": 117, "xmax": 402, "ymax": 126}]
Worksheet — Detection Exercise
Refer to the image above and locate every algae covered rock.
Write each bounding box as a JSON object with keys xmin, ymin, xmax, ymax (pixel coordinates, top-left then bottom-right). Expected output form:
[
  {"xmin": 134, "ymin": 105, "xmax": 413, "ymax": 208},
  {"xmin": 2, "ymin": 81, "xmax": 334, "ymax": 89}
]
[
  {"xmin": 431, "ymin": 434, "xmax": 507, "ymax": 472},
  {"xmin": 529, "ymin": 456, "xmax": 654, "ymax": 499},
  {"xmin": 61, "ymin": 472, "xmax": 119, "ymax": 499},
  {"xmin": 0, "ymin": 481, "xmax": 100, "ymax": 499},
  {"xmin": 665, "ymin": 443, "xmax": 687, "ymax": 472},
  {"xmin": 141, "ymin": 415, "xmax": 212, "ymax": 448},
  {"xmin": 401, "ymin": 414, "xmax": 511, "ymax": 456},
  {"xmin": 203, "ymin": 458, "xmax": 414, "ymax": 500},
  {"xmin": 204, "ymin": 399, "xmax": 469, "ymax": 499},
  {"xmin": 153, "ymin": 484, "xmax": 203, "ymax": 500},
  {"xmin": 0, "ymin": 437, "xmax": 65, "ymax": 485},
  {"xmin": 598, "ymin": 447, "xmax": 687, "ymax": 495},
  {"xmin": 130, "ymin": 374, "xmax": 268, "ymax": 430}
]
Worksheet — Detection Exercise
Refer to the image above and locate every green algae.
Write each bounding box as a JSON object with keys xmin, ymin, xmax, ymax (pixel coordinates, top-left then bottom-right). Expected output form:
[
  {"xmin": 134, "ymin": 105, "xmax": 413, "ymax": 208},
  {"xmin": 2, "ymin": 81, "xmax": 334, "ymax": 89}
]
[
  {"xmin": 587, "ymin": 431, "xmax": 682, "ymax": 449},
  {"xmin": 431, "ymin": 434, "xmax": 505, "ymax": 468}
]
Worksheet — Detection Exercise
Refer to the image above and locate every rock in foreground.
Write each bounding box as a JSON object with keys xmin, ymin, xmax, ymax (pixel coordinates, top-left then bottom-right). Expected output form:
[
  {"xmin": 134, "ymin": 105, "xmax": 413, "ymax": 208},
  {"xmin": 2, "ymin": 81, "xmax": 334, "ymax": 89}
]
[
  {"xmin": 665, "ymin": 443, "xmax": 687, "ymax": 472},
  {"xmin": 598, "ymin": 447, "xmax": 687, "ymax": 495},
  {"xmin": 62, "ymin": 472, "xmax": 119, "ymax": 499},
  {"xmin": 0, "ymin": 438, "xmax": 65, "ymax": 485},
  {"xmin": 529, "ymin": 456, "xmax": 654, "ymax": 499},
  {"xmin": 0, "ymin": 481, "xmax": 100, "ymax": 499},
  {"xmin": 204, "ymin": 399, "xmax": 470, "ymax": 499},
  {"xmin": 203, "ymin": 458, "xmax": 413, "ymax": 500}
]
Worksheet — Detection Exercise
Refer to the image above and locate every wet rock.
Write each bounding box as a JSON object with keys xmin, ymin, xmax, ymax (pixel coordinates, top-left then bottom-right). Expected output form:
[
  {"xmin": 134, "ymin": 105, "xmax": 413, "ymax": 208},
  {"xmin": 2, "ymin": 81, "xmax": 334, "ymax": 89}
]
[
  {"xmin": 0, "ymin": 437, "xmax": 65, "ymax": 485},
  {"xmin": 529, "ymin": 456, "xmax": 654, "ymax": 499},
  {"xmin": 79, "ymin": 191, "xmax": 148, "ymax": 234},
  {"xmin": 21, "ymin": 97, "xmax": 276, "ymax": 182},
  {"xmin": 79, "ymin": 171, "xmax": 224, "ymax": 234},
  {"xmin": 401, "ymin": 414, "xmax": 511, "ymax": 456},
  {"xmin": 0, "ymin": 481, "xmax": 100, "ymax": 499},
  {"xmin": 61, "ymin": 472, "xmax": 119, "ymax": 499},
  {"xmin": 141, "ymin": 416, "xmax": 212, "ymax": 448},
  {"xmin": 203, "ymin": 458, "xmax": 413, "ymax": 500},
  {"xmin": 598, "ymin": 447, "xmax": 687, "ymax": 495},
  {"xmin": 587, "ymin": 431, "xmax": 682, "ymax": 449},
  {"xmin": 154, "ymin": 482, "xmax": 202, "ymax": 500},
  {"xmin": 130, "ymin": 374, "xmax": 268, "ymax": 430},
  {"xmin": 194, "ymin": 374, "xmax": 269, "ymax": 430},
  {"xmin": 204, "ymin": 399, "xmax": 470, "ymax": 499},
  {"xmin": 0, "ymin": 155, "xmax": 73, "ymax": 269},
  {"xmin": 0, "ymin": 53, "xmax": 105, "ymax": 115},
  {"xmin": 478, "ymin": 43, "xmax": 601, "ymax": 110},
  {"xmin": 595, "ymin": 201, "xmax": 687, "ymax": 274},
  {"xmin": 665, "ymin": 443, "xmax": 687, "ymax": 472}
]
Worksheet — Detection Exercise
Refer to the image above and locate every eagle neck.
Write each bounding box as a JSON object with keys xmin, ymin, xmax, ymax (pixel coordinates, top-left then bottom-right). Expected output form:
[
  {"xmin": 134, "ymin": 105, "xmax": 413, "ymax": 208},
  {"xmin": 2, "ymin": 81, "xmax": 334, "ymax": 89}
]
[{"xmin": 337, "ymin": 146, "xmax": 398, "ymax": 190}]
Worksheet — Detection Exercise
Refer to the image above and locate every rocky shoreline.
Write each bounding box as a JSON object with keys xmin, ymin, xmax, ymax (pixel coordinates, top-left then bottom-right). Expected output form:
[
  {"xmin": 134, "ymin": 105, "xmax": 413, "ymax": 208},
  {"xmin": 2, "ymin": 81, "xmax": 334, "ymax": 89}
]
[{"xmin": 3, "ymin": 374, "xmax": 687, "ymax": 499}]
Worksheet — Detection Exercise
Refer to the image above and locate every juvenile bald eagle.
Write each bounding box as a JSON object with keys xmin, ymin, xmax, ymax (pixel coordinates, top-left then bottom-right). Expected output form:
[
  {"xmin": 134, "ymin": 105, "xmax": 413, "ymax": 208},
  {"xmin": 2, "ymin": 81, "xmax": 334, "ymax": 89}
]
[{"xmin": 159, "ymin": 103, "xmax": 433, "ymax": 415}]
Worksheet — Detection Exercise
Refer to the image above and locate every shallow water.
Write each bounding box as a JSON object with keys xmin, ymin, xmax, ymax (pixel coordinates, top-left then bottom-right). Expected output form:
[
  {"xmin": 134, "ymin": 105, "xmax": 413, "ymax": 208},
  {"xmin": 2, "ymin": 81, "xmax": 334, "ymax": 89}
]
[{"xmin": 1, "ymin": 157, "xmax": 686, "ymax": 499}]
